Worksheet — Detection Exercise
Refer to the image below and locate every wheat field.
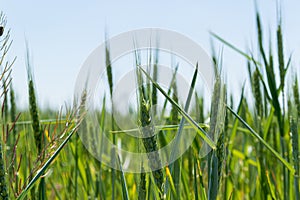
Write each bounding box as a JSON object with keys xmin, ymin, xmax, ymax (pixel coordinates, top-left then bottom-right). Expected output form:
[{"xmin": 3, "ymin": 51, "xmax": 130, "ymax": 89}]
[{"xmin": 0, "ymin": 6, "xmax": 299, "ymax": 200}]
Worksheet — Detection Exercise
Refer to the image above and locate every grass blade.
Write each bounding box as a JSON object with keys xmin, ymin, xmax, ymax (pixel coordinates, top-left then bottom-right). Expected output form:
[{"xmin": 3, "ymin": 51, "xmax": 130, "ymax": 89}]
[
  {"xmin": 117, "ymin": 155, "xmax": 129, "ymax": 200},
  {"xmin": 166, "ymin": 63, "xmax": 199, "ymax": 197},
  {"xmin": 139, "ymin": 66, "xmax": 216, "ymax": 149},
  {"xmin": 227, "ymin": 106, "xmax": 295, "ymax": 173}
]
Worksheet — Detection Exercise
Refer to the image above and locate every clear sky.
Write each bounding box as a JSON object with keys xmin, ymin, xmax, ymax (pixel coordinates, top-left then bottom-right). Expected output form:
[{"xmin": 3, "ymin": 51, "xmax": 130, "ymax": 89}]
[{"xmin": 1, "ymin": 1, "xmax": 300, "ymax": 109}]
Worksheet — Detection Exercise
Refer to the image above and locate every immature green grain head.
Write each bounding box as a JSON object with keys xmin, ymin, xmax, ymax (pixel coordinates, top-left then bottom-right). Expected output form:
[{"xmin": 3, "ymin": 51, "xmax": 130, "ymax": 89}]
[
  {"xmin": 293, "ymin": 77, "xmax": 300, "ymax": 117},
  {"xmin": 105, "ymin": 37, "xmax": 113, "ymax": 99},
  {"xmin": 277, "ymin": 21, "xmax": 288, "ymax": 90},
  {"xmin": 140, "ymin": 98, "xmax": 163, "ymax": 182},
  {"xmin": 170, "ymin": 80, "xmax": 179, "ymax": 125},
  {"xmin": 216, "ymin": 129, "xmax": 225, "ymax": 186},
  {"xmin": 137, "ymin": 66, "xmax": 164, "ymax": 196},
  {"xmin": 290, "ymin": 118, "xmax": 299, "ymax": 171},
  {"xmin": 138, "ymin": 165, "xmax": 146, "ymax": 200},
  {"xmin": 253, "ymin": 69, "xmax": 263, "ymax": 117},
  {"xmin": 10, "ymin": 85, "xmax": 16, "ymax": 126},
  {"xmin": 290, "ymin": 117, "xmax": 299, "ymax": 199},
  {"xmin": 209, "ymin": 77, "xmax": 226, "ymax": 141},
  {"xmin": 215, "ymin": 84, "xmax": 227, "ymax": 188},
  {"xmin": 26, "ymin": 48, "xmax": 42, "ymax": 153},
  {"xmin": 208, "ymin": 74, "xmax": 226, "ymax": 199},
  {"xmin": 151, "ymin": 49, "xmax": 159, "ymax": 109},
  {"xmin": 28, "ymin": 78, "xmax": 42, "ymax": 152}
]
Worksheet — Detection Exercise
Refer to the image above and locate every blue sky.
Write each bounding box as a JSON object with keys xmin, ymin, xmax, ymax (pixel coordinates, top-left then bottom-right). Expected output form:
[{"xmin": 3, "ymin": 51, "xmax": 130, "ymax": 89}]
[{"xmin": 1, "ymin": 1, "xmax": 300, "ymax": 109}]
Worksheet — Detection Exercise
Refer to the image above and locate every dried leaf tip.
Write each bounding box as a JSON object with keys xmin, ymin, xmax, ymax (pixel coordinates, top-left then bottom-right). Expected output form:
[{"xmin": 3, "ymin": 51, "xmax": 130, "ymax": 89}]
[{"xmin": 0, "ymin": 26, "xmax": 3, "ymax": 36}]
